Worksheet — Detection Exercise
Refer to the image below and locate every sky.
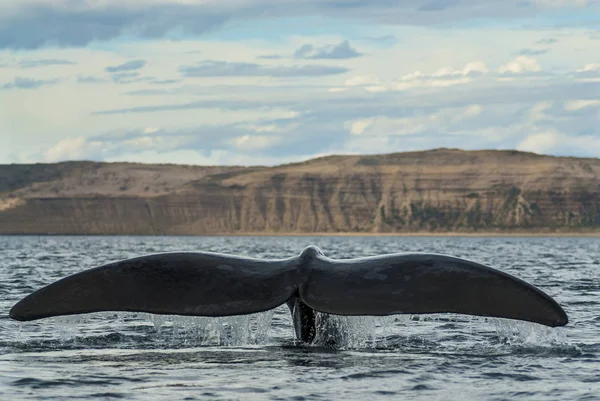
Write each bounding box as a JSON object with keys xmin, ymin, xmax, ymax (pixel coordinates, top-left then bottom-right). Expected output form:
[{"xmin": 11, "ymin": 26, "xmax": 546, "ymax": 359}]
[{"xmin": 0, "ymin": 0, "xmax": 599, "ymax": 166}]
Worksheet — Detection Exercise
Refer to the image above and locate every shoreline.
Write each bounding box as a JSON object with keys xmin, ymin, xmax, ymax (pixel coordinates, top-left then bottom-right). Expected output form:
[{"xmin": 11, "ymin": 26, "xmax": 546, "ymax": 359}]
[{"xmin": 2, "ymin": 231, "xmax": 600, "ymax": 237}]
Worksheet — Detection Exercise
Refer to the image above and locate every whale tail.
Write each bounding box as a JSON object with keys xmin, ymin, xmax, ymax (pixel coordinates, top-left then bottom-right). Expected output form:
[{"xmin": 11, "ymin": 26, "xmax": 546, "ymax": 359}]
[
  {"xmin": 9, "ymin": 252, "xmax": 299, "ymax": 322},
  {"xmin": 302, "ymin": 252, "xmax": 568, "ymax": 328},
  {"xmin": 10, "ymin": 248, "xmax": 568, "ymax": 337}
]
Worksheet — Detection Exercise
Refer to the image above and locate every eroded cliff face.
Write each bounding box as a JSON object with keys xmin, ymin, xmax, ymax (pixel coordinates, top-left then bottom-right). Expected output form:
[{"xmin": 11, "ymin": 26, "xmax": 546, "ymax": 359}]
[{"xmin": 1, "ymin": 149, "xmax": 599, "ymax": 234}]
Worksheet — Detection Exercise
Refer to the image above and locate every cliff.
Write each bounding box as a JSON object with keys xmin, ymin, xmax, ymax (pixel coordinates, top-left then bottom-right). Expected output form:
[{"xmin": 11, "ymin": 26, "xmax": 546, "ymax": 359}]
[{"xmin": 1, "ymin": 149, "xmax": 599, "ymax": 235}]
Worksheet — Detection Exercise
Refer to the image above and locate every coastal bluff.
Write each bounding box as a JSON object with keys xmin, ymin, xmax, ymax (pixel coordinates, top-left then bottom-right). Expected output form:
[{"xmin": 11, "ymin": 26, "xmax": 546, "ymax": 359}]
[{"xmin": 1, "ymin": 148, "xmax": 599, "ymax": 235}]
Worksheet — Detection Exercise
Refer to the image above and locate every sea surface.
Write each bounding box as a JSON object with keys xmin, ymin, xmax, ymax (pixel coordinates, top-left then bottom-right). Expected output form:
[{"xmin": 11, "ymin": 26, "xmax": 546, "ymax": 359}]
[{"xmin": 0, "ymin": 235, "xmax": 598, "ymax": 400}]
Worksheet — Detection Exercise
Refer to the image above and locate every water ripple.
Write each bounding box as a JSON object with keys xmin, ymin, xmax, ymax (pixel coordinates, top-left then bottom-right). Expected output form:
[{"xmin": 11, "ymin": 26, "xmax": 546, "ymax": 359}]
[{"xmin": 1, "ymin": 236, "xmax": 599, "ymax": 401}]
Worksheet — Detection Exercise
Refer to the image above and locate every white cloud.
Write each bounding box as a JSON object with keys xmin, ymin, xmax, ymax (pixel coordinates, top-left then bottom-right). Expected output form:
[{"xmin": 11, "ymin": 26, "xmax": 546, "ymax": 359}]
[
  {"xmin": 344, "ymin": 105, "xmax": 490, "ymax": 138},
  {"xmin": 516, "ymin": 132, "xmax": 558, "ymax": 154},
  {"xmin": 345, "ymin": 75, "xmax": 381, "ymax": 86},
  {"xmin": 345, "ymin": 114, "xmax": 438, "ymax": 137},
  {"xmin": 452, "ymin": 104, "xmax": 483, "ymax": 123},
  {"xmin": 241, "ymin": 124, "xmax": 278, "ymax": 133},
  {"xmin": 517, "ymin": 132, "xmax": 600, "ymax": 156},
  {"xmin": 43, "ymin": 137, "xmax": 106, "ymax": 161},
  {"xmin": 528, "ymin": 102, "xmax": 552, "ymax": 122},
  {"xmin": 498, "ymin": 56, "xmax": 541, "ymax": 74},
  {"xmin": 576, "ymin": 64, "xmax": 600, "ymax": 73},
  {"xmin": 343, "ymin": 61, "xmax": 489, "ymax": 93},
  {"xmin": 124, "ymin": 136, "xmax": 167, "ymax": 149},
  {"xmin": 279, "ymin": 111, "xmax": 300, "ymax": 119},
  {"xmin": 228, "ymin": 134, "xmax": 281, "ymax": 150},
  {"xmin": 431, "ymin": 61, "xmax": 489, "ymax": 78},
  {"xmin": 347, "ymin": 118, "xmax": 374, "ymax": 135},
  {"xmin": 564, "ymin": 99, "xmax": 600, "ymax": 111},
  {"xmin": 364, "ymin": 85, "xmax": 389, "ymax": 93},
  {"xmin": 341, "ymin": 136, "xmax": 391, "ymax": 154},
  {"xmin": 533, "ymin": 0, "xmax": 595, "ymax": 6},
  {"xmin": 574, "ymin": 64, "xmax": 600, "ymax": 81},
  {"xmin": 392, "ymin": 76, "xmax": 471, "ymax": 90},
  {"xmin": 462, "ymin": 61, "xmax": 490, "ymax": 75}
]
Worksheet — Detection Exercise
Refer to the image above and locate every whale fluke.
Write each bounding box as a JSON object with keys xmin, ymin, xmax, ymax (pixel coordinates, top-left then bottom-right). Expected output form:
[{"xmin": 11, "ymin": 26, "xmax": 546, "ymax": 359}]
[
  {"xmin": 10, "ymin": 252, "xmax": 299, "ymax": 322},
  {"xmin": 10, "ymin": 246, "xmax": 568, "ymax": 341},
  {"xmin": 301, "ymin": 252, "xmax": 568, "ymax": 327}
]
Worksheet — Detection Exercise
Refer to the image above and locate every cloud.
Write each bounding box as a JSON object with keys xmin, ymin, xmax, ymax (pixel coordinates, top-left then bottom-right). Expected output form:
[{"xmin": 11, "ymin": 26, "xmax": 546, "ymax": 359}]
[
  {"xmin": 105, "ymin": 59, "xmax": 147, "ymax": 73},
  {"xmin": 1, "ymin": 76, "xmax": 59, "ymax": 89},
  {"xmin": 93, "ymin": 74, "xmax": 600, "ymax": 121},
  {"xmin": 78, "ymin": 73, "xmax": 178, "ymax": 85},
  {"xmin": 360, "ymin": 35, "xmax": 396, "ymax": 43},
  {"xmin": 498, "ymin": 56, "xmax": 541, "ymax": 74},
  {"xmin": 38, "ymin": 123, "xmax": 292, "ymax": 163},
  {"xmin": 344, "ymin": 75, "xmax": 381, "ymax": 86},
  {"xmin": 261, "ymin": 40, "xmax": 362, "ymax": 61},
  {"xmin": 0, "ymin": 58, "xmax": 76, "ymax": 69},
  {"xmin": 150, "ymin": 79, "xmax": 181, "ymax": 85},
  {"xmin": 395, "ymin": 60, "xmax": 489, "ymax": 85},
  {"xmin": 2, "ymin": 3, "xmax": 599, "ymax": 165},
  {"xmin": 536, "ymin": 37, "xmax": 558, "ymax": 45},
  {"xmin": 1, "ymin": 0, "xmax": 593, "ymax": 49},
  {"xmin": 429, "ymin": 61, "xmax": 489, "ymax": 78},
  {"xmin": 257, "ymin": 54, "xmax": 283, "ymax": 60},
  {"xmin": 293, "ymin": 41, "xmax": 362, "ymax": 59},
  {"xmin": 528, "ymin": 102, "xmax": 552, "ymax": 122},
  {"xmin": 533, "ymin": 0, "xmax": 595, "ymax": 7},
  {"xmin": 43, "ymin": 137, "xmax": 105, "ymax": 162},
  {"xmin": 419, "ymin": 0, "xmax": 457, "ymax": 12},
  {"xmin": 93, "ymin": 99, "xmax": 271, "ymax": 115},
  {"xmin": 453, "ymin": 104, "xmax": 483, "ymax": 122},
  {"xmin": 517, "ymin": 132, "xmax": 600, "ymax": 157},
  {"xmin": 517, "ymin": 48, "xmax": 549, "ymax": 56},
  {"xmin": 110, "ymin": 71, "xmax": 150, "ymax": 84},
  {"xmin": 574, "ymin": 63, "xmax": 600, "ymax": 79},
  {"xmin": 348, "ymin": 118, "xmax": 374, "ymax": 135},
  {"xmin": 227, "ymin": 134, "xmax": 282, "ymax": 150},
  {"xmin": 77, "ymin": 75, "xmax": 106, "ymax": 84},
  {"xmin": 517, "ymin": 132, "xmax": 558, "ymax": 154},
  {"xmin": 341, "ymin": 61, "xmax": 489, "ymax": 92},
  {"xmin": 180, "ymin": 60, "xmax": 349, "ymax": 77},
  {"xmin": 33, "ymin": 73, "xmax": 600, "ymax": 163},
  {"xmin": 18, "ymin": 58, "xmax": 76, "ymax": 68},
  {"xmin": 564, "ymin": 99, "xmax": 600, "ymax": 111},
  {"xmin": 0, "ymin": 3, "xmax": 230, "ymax": 49},
  {"xmin": 344, "ymin": 105, "xmax": 485, "ymax": 137}
]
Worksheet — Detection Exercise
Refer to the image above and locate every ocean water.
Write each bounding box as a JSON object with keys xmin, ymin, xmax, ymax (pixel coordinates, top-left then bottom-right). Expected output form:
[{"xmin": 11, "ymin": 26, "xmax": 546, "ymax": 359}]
[{"xmin": 0, "ymin": 235, "xmax": 598, "ymax": 400}]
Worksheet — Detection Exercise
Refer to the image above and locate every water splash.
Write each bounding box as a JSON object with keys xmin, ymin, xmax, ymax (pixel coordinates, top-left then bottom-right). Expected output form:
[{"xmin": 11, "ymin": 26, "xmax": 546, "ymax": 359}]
[
  {"xmin": 311, "ymin": 313, "xmax": 399, "ymax": 349},
  {"xmin": 10, "ymin": 310, "xmax": 275, "ymax": 349},
  {"xmin": 12, "ymin": 310, "xmax": 570, "ymax": 353},
  {"xmin": 147, "ymin": 310, "xmax": 275, "ymax": 346},
  {"xmin": 55, "ymin": 315, "xmax": 85, "ymax": 342},
  {"xmin": 489, "ymin": 318, "xmax": 568, "ymax": 347}
]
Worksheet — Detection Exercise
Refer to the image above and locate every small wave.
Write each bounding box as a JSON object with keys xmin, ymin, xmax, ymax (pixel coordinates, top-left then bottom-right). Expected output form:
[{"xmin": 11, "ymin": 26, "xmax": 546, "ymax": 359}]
[
  {"xmin": 340, "ymin": 368, "xmax": 411, "ymax": 380},
  {"xmin": 481, "ymin": 372, "xmax": 539, "ymax": 382},
  {"xmin": 87, "ymin": 393, "xmax": 126, "ymax": 399},
  {"xmin": 12, "ymin": 377, "xmax": 119, "ymax": 389},
  {"xmin": 410, "ymin": 384, "xmax": 435, "ymax": 391}
]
